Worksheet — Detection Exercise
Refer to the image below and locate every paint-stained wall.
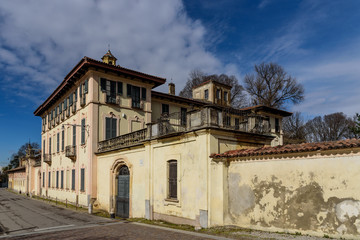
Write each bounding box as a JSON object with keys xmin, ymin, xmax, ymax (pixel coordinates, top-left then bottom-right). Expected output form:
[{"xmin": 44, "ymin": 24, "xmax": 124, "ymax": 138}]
[{"xmin": 220, "ymin": 152, "xmax": 360, "ymax": 238}]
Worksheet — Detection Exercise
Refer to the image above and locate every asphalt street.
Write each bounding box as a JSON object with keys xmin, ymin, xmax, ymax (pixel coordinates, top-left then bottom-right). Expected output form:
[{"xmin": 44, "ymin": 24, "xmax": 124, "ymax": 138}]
[{"xmin": 0, "ymin": 189, "xmax": 227, "ymax": 240}]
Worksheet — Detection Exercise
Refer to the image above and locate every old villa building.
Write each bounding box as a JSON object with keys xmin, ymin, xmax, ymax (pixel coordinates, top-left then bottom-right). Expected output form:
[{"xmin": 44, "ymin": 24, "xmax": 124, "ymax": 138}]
[{"xmin": 29, "ymin": 50, "xmax": 360, "ymax": 239}]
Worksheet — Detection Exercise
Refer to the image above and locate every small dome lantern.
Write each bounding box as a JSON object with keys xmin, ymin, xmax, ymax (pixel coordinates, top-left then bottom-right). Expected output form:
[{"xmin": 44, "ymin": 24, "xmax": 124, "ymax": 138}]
[{"xmin": 101, "ymin": 49, "xmax": 117, "ymax": 66}]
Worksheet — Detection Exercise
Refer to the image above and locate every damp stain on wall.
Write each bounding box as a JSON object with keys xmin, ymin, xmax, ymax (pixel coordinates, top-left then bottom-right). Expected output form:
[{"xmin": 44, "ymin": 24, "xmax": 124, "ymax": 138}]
[{"xmin": 227, "ymin": 174, "xmax": 360, "ymax": 235}]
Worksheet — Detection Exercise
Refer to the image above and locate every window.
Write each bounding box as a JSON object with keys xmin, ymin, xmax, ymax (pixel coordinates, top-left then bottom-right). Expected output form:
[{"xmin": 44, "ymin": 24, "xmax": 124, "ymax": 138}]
[
  {"xmin": 64, "ymin": 99, "xmax": 67, "ymax": 110},
  {"xmin": 75, "ymin": 89, "xmax": 78, "ymax": 102},
  {"xmin": 235, "ymin": 118, "xmax": 240, "ymax": 130},
  {"xmin": 57, "ymin": 133, "xmax": 60, "ymax": 152},
  {"xmin": 81, "ymin": 118, "xmax": 86, "ymax": 145},
  {"xmin": 61, "ymin": 130, "xmax": 64, "ymax": 151},
  {"xmin": 223, "ymin": 116, "xmax": 231, "ymax": 127},
  {"xmin": 100, "ymin": 78, "xmax": 107, "ymax": 92},
  {"xmin": 55, "ymin": 108, "xmax": 57, "ymax": 117},
  {"xmin": 224, "ymin": 91, "xmax": 228, "ymax": 101},
  {"xmin": 80, "ymin": 168, "xmax": 85, "ymax": 192},
  {"xmin": 204, "ymin": 89, "xmax": 209, "ymax": 99},
  {"xmin": 141, "ymin": 87, "xmax": 146, "ymax": 100},
  {"xmin": 216, "ymin": 89, "xmax": 221, "ymax": 99},
  {"xmin": 56, "ymin": 171, "xmax": 59, "ymax": 188},
  {"xmin": 73, "ymin": 126, "xmax": 76, "ymax": 146},
  {"xmin": 52, "ymin": 171, "xmax": 55, "ymax": 188},
  {"xmin": 43, "ymin": 140, "xmax": 45, "ymax": 158},
  {"xmin": 61, "ymin": 170, "xmax": 64, "ymax": 189},
  {"xmin": 127, "ymin": 84, "xmax": 132, "ymax": 97},
  {"xmin": 42, "ymin": 172, "xmax": 45, "ymax": 187},
  {"xmin": 69, "ymin": 94, "xmax": 73, "ymax": 106},
  {"xmin": 181, "ymin": 108, "xmax": 187, "ymax": 126},
  {"xmin": 168, "ymin": 160, "xmax": 177, "ymax": 199},
  {"xmin": 84, "ymin": 79, "xmax": 88, "ymax": 93},
  {"xmin": 71, "ymin": 169, "xmax": 75, "ymax": 190},
  {"xmin": 131, "ymin": 86, "xmax": 140, "ymax": 108},
  {"xmin": 117, "ymin": 82, "xmax": 123, "ymax": 95},
  {"xmin": 48, "ymin": 172, "xmax": 51, "ymax": 187},
  {"xmin": 162, "ymin": 104, "xmax": 169, "ymax": 115},
  {"xmin": 275, "ymin": 118, "xmax": 280, "ymax": 133},
  {"xmin": 49, "ymin": 137, "xmax": 51, "ymax": 154},
  {"xmin": 59, "ymin": 103, "xmax": 62, "ymax": 113},
  {"xmin": 105, "ymin": 80, "xmax": 116, "ymax": 103},
  {"xmin": 105, "ymin": 117, "xmax": 117, "ymax": 140}
]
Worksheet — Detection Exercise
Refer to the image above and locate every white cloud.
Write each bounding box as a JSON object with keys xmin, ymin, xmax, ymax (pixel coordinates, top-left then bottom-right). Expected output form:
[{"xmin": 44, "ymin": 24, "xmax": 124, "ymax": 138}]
[{"xmin": 0, "ymin": 0, "xmax": 233, "ymax": 103}]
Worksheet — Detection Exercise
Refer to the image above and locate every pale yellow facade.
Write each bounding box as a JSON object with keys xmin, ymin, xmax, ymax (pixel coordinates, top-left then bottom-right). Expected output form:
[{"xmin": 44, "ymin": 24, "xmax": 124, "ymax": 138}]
[{"xmin": 30, "ymin": 52, "xmax": 360, "ymax": 239}]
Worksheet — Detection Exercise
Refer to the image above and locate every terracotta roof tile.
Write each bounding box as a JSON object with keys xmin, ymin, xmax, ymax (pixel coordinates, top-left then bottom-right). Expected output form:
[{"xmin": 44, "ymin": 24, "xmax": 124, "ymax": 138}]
[{"xmin": 210, "ymin": 138, "xmax": 360, "ymax": 159}]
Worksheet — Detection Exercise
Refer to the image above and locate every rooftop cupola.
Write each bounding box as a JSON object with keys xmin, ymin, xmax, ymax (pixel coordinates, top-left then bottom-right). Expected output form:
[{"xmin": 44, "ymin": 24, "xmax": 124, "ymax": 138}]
[{"xmin": 101, "ymin": 49, "xmax": 117, "ymax": 66}]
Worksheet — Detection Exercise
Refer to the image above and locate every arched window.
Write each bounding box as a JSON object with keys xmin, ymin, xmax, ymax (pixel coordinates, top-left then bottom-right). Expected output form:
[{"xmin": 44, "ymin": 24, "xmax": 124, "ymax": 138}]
[{"xmin": 168, "ymin": 160, "xmax": 177, "ymax": 199}]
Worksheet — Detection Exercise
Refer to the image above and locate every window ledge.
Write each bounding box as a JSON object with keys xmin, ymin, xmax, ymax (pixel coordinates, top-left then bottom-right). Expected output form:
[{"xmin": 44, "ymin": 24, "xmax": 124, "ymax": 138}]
[{"xmin": 165, "ymin": 198, "xmax": 179, "ymax": 203}]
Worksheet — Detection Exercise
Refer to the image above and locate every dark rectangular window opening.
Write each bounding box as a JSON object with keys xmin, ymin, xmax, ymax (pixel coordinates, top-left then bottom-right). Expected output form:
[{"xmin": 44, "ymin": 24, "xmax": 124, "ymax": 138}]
[
  {"xmin": 117, "ymin": 82, "xmax": 123, "ymax": 95},
  {"xmin": 168, "ymin": 160, "xmax": 177, "ymax": 199},
  {"xmin": 80, "ymin": 168, "xmax": 85, "ymax": 192},
  {"xmin": 224, "ymin": 91, "xmax": 228, "ymax": 101},
  {"xmin": 61, "ymin": 170, "xmax": 64, "ymax": 189},
  {"xmin": 162, "ymin": 104, "xmax": 169, "ymax": 115},
  {"xmin": 57, "ymin": 133, "xmax": 60, "ymax": 152},
  {"xmin": 131, "ymin": 86, "xmax": 141, "ymax": 108},
  {"xmin": 81, "ymin": 118, "xmax": 86, "ymax": 145},
  {"xmin": 56, "ymin": 171, "xmax": 59, "ymax": 188},
  {"xmin": 216, "ymin": 89, "xmax": 221, "ymax": 99},
  {"xmin": 181, "ymin": 108, "xmax": 187, "ymax": 126},
  {"xmin": 71, "ymin": 169, "xmax": 75, "ymax": 191},
  {"xmin": 73, "ymin": 126, "xmax": 76, "ymax": 146},
  {"xmin": 141, "ymin": 87, "xmax": 146, "ymax": 100},
  {"xmin": 235, "ymin": 118, "xmax": 240, "ymax": 130},
  {"xmin": 42, "ymin": 172, "xmax": 45, "ymax": 187},
  {"xmin": 61, "ymin": 130, "xmax": 64, "ymax": 151},
  {"xmin": 275, "ymin": 118, "xmax": 280, "ymax": 133},
  {"xmin": 48, "ymin": 172, "xmax": 51, "ymax": 187},
  {"xmin": 204, "ymin": 89, "xmax": 209, "ymax": 99}
]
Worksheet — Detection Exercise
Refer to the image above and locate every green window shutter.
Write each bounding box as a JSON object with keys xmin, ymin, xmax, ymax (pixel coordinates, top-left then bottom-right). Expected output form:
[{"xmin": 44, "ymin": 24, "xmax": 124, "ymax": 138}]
[
  {"xmin": 127, "ymin": 84, "xmax": 132, "ymax": 97},
  {"xmin": 111, "ymin": 118, "xmax": 117, "ymax": 138},
  {"xmin": 61, "ymin": 170, "xmax": 64, "ymax": 189},
  {"xmin": 64, "ymin": 99, "xmax": 67, "ymax": 109},
  {"xmin": 48, "ymin": 172, "xmax": 51, "ymax": 187},
  {"xmin": 80, "ymin": 168, "xmax": 85, "ymax": 191},
  {"xmin": 100, "ymin": 78, "xmax": 106, "ymax": 91},
  {"xmin": 71, "ymin": 169, "xmax": 75, "ymax": 190},
  {"xmin": 105, "ymin": 117, "xmax": 111, "ymax": 140},
  {"xmin": 79, "ymin": 83, "xmax": 82, "ymax": 96},
  {"xmin": 69, "ymin": 95, "xmax": 73, "ymax": 106},
  {"xmin": 75, "ymin": 89, "xmax": 78, "ymax": 102},
  {"xmin": 141, "ymin": 87, "xmax": 146, "ymax": 100},
  {"xmin": 61, "ymin": 130, "xmax": 64, "ymax": 151},
  {"xmin": 81, "ymin": 118, "xmax": 85, "ymax": 144},
  {"xmin": 84, "ymin": 79, "xmax": 88, "ymax": 93},
  {"xmin": 73, "ymin": 126, "xmax": 76, "ymax": 146},
  {"xmin": 56, "ymin": 171, "xmax": 59, "ymax": 188}
]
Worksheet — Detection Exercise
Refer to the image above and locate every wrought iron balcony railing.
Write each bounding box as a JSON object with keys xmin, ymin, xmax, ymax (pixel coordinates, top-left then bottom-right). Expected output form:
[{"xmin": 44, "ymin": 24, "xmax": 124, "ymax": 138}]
[{"xmin": 65, "ymin": 145, "xmax": 76, "ymax": 161}]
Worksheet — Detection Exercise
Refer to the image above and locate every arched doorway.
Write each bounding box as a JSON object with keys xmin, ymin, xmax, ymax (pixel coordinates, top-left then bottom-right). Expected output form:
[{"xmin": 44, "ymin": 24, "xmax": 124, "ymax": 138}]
[{"xmin": 116, "ymin": 165, "xmax": 130, "ymax": 218}]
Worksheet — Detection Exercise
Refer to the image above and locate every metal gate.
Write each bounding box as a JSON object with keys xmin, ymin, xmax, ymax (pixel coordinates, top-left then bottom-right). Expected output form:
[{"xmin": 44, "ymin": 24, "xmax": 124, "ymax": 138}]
[{"xmin": 116, "ymin": 166, "xmax": 129, "ymax": 218}]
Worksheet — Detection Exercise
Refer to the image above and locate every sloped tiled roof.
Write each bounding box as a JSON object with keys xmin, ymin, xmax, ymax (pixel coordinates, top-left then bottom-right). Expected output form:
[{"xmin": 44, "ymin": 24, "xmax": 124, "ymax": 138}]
[{"xmin": 210, "ymin": 138, "xmax": 360, "ymax": 159}]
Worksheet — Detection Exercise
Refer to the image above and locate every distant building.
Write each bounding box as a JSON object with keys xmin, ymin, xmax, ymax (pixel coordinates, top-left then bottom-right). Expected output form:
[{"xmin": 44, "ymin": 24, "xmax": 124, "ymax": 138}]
[{"xmin": 6, "ymin": 145, "xmax": 41, "ymax": 195}]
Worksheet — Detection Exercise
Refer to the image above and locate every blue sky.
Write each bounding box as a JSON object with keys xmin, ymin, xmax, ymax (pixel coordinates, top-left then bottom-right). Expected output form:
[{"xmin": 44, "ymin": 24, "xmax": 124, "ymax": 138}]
[{"xmin": 0, "ymin": 0, "xmax": 359, "ymax": 166}]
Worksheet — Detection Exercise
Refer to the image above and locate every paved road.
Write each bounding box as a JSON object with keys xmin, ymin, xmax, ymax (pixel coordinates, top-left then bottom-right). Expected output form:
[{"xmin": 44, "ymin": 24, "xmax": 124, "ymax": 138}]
[{"xmin": 0, "ymin": 189, "xmax": 226, "ymax": 240}]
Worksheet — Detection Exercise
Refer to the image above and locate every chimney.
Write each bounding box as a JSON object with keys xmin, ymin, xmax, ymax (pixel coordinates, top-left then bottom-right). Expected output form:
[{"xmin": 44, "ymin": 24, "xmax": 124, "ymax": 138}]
[{"xmin": 168, "ymin": 83, "xmax": 175, "ymax": 95}]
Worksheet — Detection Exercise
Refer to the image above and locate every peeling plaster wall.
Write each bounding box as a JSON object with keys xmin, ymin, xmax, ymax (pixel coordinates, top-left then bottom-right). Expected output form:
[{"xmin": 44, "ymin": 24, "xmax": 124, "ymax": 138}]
[{"xmin": 223, "ymin": 152, "xmax": 360, "ymax": 239}]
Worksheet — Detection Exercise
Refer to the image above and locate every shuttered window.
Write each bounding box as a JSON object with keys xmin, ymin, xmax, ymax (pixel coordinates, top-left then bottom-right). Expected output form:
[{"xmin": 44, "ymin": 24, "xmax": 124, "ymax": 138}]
[
  {"xmin": 105, "ymin": 117, "xmax": 117, "ymax": 140},
  {"xmin": 42, "ymin": 172, "xmax": 45, "ymax": 187},
  {"xmin": 69, "ymin": 95, "xmax": 73, "ymax": 106},
  {"xmin": 168, "ymin": 160, "xmax": 177, "ymax": 199},
  {"xmin": 56, "ymin": 171, "xmax": 59, "ymax": 188},
  {"xmin": 61, "ymin": 130, "xmax": 64, "ymax": 151},
  {"xmin": 204, "ymin": 89, "xmax": 209, "ymax": 99},
  {"xmin": 181, "ymin": 108, "xmax": 187, "ymax": 126},
  {"xmin": 49, "ymin": 137, "xmax": 51, "ymax": 154},
  {"xmin": 81, "ymin": 118, "xmax": 85, "ymax": 145},
  {"xmin": 64, "ymin": 99, "xmax": 67, "ymax": 110},
  {"xmin": 141, "ymin": 87, "xmax": 146, "ymax": 100},
  {"xmin": 117, "ymin": 82, "xmax": 123, "ymax": 95},
  {"xmin": 80, "ymin": 168, "xmax": 85, "ymax": 192},
  {"xmin": 84, "ymin": 79, "xmax": 88, "ymax": 93},
  {"xmin": 75, "ymin": 89, "xmax": 78, "ymax": 102},
  {"xmin": 71, "ymin": 169, "xmax": 75, "ymax": 190},
  {"xmin": 73, "ymin": 126, "xmax": 76, "ymax": 146},
  {"xmin": 235, "ymin": 118, "xmax": 240, "ymax": 130},
  {"xmin": 127, "ymin": 84, "xmax": 132, "ymax": 97},
  {"xmin": 48, "ymin": 172, "xmax": 51, "ymax": 187},
  {"xmin": 57, "ymin": 133, "xmax": 60, "ymax": 152},
  {"xmin": 275, "ymin": 118, "xmax": 280, "ymax": 133},
  {"xmin": 61, "ymin": 170, "xmax": 64, "ymax": 189},
  {"xmin": 100, "ymin": 78, "xmax": 107, "ymax": 92},
  {"xmin": 59, "ymin": 103, "xmax": 62, "ymax": 113}
]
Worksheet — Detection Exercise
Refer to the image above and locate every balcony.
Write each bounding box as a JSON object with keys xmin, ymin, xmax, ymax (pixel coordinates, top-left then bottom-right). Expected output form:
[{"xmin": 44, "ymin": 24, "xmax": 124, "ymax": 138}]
[
  {"xmin": 65, "ymin": 145, "xmax": 76, "ymax": 161},
  {"xmin": 98, "ymin": 128, "xmax": 147, "ymax": 152},
  {"xmin": 106, "ymin": 95, "xmax": 117, "ymax": 104},
  {"xmin": 43, "ymin": 154, "xmax": 52, "ymax": 165}
]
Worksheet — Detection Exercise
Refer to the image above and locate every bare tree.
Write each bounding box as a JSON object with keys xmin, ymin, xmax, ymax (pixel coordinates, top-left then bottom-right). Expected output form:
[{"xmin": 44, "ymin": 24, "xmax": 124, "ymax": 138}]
[
  {"xmin": 244, "ymin": 62, "xmax": 304, "ymax": 108},
  {"xmin": 9, "ymin": 142, "xmax": 40, "ymax": 169},
  {"xmin": 349, "ymin": 113, "xmax": 360, "ymax": 139},
  {"xmin": 179, "ymin": 69, "xmax": 248, "ymax": 108},
  {"xmin": 283, "ymin": 112, "xmax": 307, "ymax": 144},
  {"xmin": 305, "ymin": 112, "xmax": 353, "ymax": 142}
]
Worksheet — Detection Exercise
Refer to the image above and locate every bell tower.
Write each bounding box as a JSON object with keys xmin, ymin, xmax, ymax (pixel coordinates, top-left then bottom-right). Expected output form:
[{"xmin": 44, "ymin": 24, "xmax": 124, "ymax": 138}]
[{"xmin": 101, "ymin": 49, "xmax": 117, "ymax": 66}]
